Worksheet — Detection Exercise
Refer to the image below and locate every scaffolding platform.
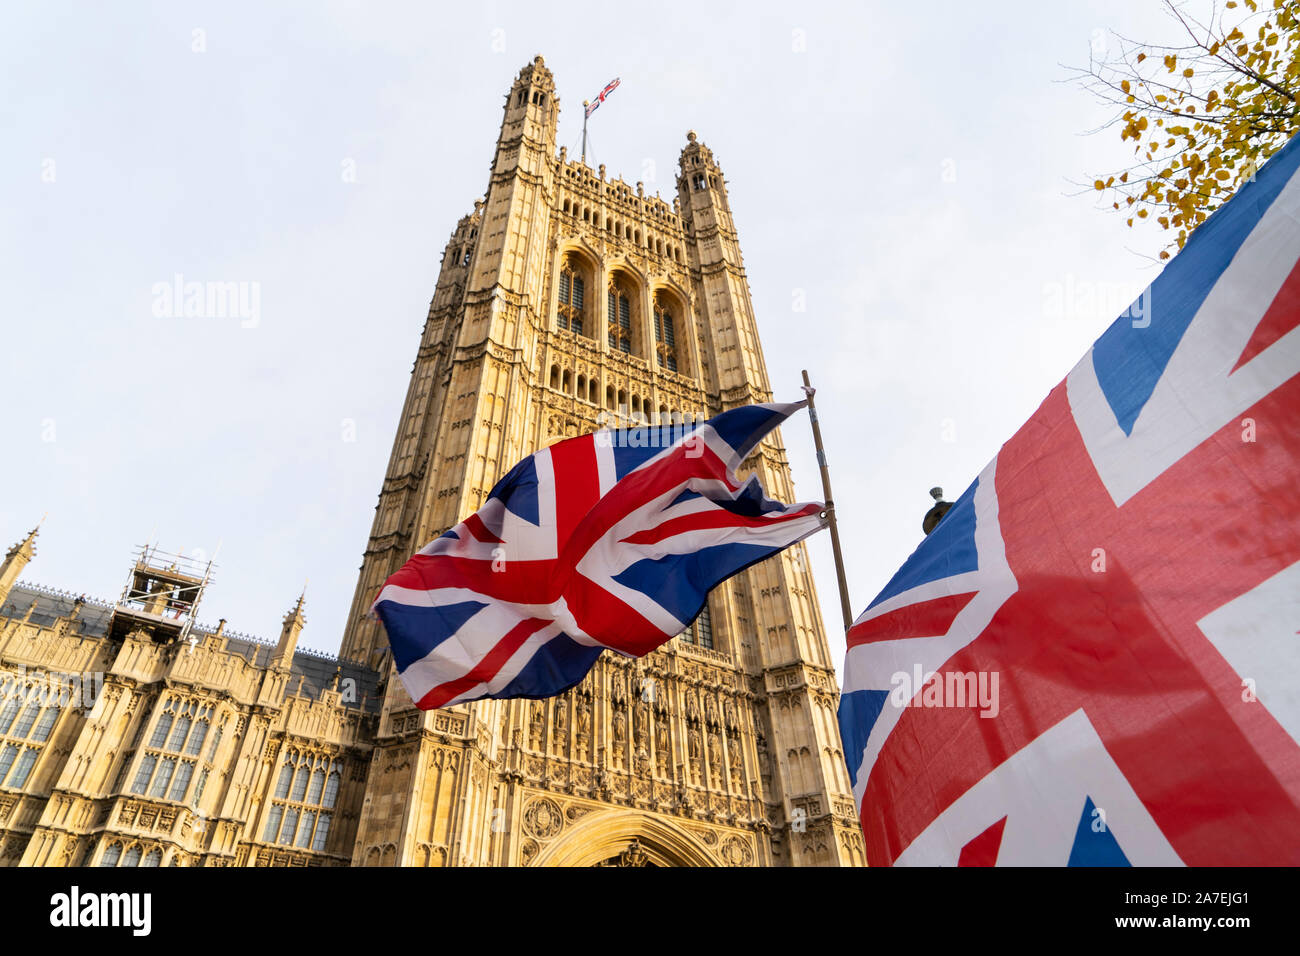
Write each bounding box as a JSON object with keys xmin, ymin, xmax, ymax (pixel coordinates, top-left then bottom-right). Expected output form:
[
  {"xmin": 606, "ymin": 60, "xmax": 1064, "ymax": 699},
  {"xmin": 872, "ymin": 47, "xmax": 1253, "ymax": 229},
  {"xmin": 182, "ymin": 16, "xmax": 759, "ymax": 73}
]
[{"xmin": 108, "ymin": 544, "xmax": 214, "ymax": 644}]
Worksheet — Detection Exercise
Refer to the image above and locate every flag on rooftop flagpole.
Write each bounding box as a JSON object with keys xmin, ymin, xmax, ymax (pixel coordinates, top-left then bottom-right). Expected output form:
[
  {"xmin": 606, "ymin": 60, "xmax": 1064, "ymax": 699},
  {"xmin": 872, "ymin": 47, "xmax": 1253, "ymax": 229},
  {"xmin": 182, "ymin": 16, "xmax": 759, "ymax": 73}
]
[
  {"xmin": 839, "ymin": 134, "xmax": 1300, "ymax": 866},
  {"xmin": 585, "ymin": 77, "xmax": 619, "ymax": 119},
  {"xmin": 375, "ymin": 402, "xmax": 825, "ymax": 710}
]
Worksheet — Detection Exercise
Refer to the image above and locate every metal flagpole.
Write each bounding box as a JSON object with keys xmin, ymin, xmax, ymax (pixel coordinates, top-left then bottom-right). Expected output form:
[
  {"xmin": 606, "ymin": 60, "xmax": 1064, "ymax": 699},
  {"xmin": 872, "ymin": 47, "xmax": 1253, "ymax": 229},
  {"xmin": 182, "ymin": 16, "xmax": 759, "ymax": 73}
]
[
  {"xmin": 581, "ymin": 101, "xmax": 590, "ymax": 164},
  {"xmin": 801, "ymin": 370, "xmax": 855, "ymax": 632}
]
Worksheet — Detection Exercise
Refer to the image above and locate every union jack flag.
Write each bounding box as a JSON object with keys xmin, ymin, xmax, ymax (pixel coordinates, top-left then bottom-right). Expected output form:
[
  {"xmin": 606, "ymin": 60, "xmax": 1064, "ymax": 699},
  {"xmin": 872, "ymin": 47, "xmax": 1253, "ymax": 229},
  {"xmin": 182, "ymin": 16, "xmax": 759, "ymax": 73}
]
[
  {"xmin": 375, "ymin": 402, "xmax": 824, "ymax": 710},
  {"xmin": 840, "ymin": 135, "xmax": 1300, "ymax": 866},
  {"xmin": 585, "ymin": 77, "xmax": 620, "ymax": 119}
]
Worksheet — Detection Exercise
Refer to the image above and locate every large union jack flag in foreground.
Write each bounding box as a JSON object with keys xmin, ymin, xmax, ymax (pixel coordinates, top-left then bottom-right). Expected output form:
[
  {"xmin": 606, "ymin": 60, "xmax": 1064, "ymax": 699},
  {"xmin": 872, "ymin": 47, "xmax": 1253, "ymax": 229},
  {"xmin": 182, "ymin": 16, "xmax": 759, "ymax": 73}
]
[
  {"xmin": 376, "ymin": 402, "xmax": 824, "ymax": 710},
  {"xmin": 840, "ymin": 135, "xmax": 1300, "ymax": 866}
]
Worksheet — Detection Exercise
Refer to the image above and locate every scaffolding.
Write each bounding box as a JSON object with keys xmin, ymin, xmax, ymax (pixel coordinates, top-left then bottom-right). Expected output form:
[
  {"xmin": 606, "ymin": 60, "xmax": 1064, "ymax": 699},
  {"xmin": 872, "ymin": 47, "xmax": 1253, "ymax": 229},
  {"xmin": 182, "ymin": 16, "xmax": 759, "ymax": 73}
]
[{"xmin": 108, "ymin": 544, "xmax": 214, "ymax": 644}]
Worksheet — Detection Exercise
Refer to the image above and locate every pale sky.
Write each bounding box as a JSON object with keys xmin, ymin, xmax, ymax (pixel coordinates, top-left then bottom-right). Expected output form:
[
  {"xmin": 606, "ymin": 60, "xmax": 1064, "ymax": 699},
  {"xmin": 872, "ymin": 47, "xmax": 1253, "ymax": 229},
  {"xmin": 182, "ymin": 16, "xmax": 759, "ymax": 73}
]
[{"xmin": 1, "ymin": 1, "xmax": 1191, "ymax": 665}]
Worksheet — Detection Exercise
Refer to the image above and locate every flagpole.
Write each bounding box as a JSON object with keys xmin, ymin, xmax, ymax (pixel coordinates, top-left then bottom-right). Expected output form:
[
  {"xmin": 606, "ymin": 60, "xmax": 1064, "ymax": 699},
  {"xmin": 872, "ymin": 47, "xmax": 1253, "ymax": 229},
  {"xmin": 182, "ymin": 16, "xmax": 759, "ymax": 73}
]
[
  {"xmin": 581, "ymin": 101, "xmax": 590, "ymax": 164},
  {"xmin": 801, "ymin": 370, "xmax": 855, "ymax": 633}
]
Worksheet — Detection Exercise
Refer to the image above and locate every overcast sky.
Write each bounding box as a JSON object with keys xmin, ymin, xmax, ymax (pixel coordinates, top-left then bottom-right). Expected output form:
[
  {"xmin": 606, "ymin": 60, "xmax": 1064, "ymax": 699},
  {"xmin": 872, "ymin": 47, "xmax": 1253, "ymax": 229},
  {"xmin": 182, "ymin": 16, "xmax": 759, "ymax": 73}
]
[{"xmin": 2, "ymin": 1, "xmax": 1193, "ymax": 665}]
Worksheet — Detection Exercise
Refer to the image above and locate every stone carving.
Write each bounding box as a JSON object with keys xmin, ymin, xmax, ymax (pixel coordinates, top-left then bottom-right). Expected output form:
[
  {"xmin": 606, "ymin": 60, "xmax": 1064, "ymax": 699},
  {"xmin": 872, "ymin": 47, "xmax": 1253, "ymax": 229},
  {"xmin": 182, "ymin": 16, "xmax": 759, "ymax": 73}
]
[
  {"xmin": 729, "ymin": 734, "xmax": 744, "ymax": 781},
  {"xmin": 721, "ymin": 835, "xmax": 754, "ymax": 867},
  {"xmin": 553, "ymin": 700, "xmax": 567, "ymax": 736},
  {"xmin": 520, "ymin": 839, "xmax": 539, "ymax": 865},
  {"xmin": 523, "ymin": 797, "xmax": 564, "ymax": 840},
  {"xmin": 576, "ymin": 698, "xmax": 591, "ymax": 737},
  {"xmin": 595, "ymin": 838, "xmax": 651, "ymax": 867},
  {"xmin": 529, "ymin": 701, "xmax": 544, "ymax": 749}
]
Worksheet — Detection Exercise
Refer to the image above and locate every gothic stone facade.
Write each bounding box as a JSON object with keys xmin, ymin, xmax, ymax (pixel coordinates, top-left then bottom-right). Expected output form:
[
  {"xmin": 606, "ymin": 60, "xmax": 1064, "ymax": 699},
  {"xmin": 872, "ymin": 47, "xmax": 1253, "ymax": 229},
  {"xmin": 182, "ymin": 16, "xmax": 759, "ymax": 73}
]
[{"xmin": 0, "ymin": 57, "xmax": 863, "ymax": 867}]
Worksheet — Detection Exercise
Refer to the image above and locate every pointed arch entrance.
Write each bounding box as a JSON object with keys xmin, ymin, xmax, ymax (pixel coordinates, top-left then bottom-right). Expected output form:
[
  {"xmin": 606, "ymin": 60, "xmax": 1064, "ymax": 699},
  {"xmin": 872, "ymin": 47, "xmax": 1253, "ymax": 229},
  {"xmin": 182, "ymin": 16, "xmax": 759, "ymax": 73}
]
[{"xmin": 529, "ymin": 810, "xmax": 718, "ymax": 867}]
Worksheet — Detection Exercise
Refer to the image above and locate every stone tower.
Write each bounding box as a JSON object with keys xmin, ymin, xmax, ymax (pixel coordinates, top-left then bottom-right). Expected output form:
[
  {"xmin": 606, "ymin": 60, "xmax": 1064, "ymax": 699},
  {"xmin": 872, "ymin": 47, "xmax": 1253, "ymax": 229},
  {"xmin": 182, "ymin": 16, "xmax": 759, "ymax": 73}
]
[{"xmin": 340, "ymin": 56, "xmax": 862, "ymax": 866}]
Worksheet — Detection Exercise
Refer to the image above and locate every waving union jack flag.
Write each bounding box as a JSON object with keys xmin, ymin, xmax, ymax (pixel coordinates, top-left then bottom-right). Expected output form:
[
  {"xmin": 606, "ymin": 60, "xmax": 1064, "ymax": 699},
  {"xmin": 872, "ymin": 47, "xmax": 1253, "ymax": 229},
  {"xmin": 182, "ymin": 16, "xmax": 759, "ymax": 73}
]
[
  {"xmin": 584, "ymin": 77, "xmax": 620, "ymax": 119},
  {"xmin": 375, "ymin": 402, "xmax": 824, "ymax": 710},
  {"xmin": 840, "ymin": 135, "xmax": 1300, "ymax": 866}
]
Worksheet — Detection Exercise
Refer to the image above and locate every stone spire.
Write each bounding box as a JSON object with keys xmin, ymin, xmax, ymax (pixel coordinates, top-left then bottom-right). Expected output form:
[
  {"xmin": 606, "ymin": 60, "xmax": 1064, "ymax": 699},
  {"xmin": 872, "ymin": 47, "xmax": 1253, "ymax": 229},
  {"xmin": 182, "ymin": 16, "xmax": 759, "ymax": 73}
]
[
  {"xmin": 0, "ymin": 519, "xmax": 42, "ymax": 609},
  {"xmin": 271, "ymin": 588, "xmax": 307, "ymax": 668}
]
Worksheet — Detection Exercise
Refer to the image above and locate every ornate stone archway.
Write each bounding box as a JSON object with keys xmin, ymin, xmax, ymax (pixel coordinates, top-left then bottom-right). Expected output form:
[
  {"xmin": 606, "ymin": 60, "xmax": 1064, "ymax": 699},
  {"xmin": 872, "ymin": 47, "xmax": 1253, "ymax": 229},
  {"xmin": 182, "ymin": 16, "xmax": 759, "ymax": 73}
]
[{"xmin": 529, "ymin": 810, "xmax": 719, "ymax": 867}]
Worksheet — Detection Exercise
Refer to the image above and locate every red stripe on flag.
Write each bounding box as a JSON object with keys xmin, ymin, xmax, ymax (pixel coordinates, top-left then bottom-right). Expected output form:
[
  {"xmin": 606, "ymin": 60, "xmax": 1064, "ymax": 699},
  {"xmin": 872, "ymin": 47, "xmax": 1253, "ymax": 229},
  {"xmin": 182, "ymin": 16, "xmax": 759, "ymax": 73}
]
[
  {"xmin": 548, "ymin": 436, "xmax": 602, "ymax": 548},
  {"xmin": 462, "ymin": 513, "xmax": 503, "ymax": 543},
  {"xmin": 958, "ymin": 816, "xmax": 1007, "ymax": 867},
  {"xmin": 847, "ymin": 592, "xmax": 978, "ymax": 648},
  {"xmin": 1231, "ymin": 256, "xmax": 1300, "ymax": 372},
  {"xmin": 416, "ymin": 617, "xmax": 550, "ymax": 710},
  {"xmin": 619, "ymin": 504, "xmax": 821, "ymax": 545}
]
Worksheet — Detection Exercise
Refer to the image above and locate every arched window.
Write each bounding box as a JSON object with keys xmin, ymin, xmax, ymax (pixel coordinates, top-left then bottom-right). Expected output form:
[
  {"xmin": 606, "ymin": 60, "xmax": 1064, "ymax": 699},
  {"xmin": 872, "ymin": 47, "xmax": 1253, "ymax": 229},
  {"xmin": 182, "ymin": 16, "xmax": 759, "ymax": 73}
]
[
  {"xmin": 131, "ymin": 754, "xmax": 157, "ymax": 795},
  {"xmin": 681, "ymin": 603, "xmax": 714, "ymax": 649},
  {"xmin": 142, "ymin": 848, "xmax": 162, "ymax": 867},
  {"xmin": 607, "ymin": 278, "xmax": 633, "ymax": 354},
  {"xmin": 168, "ymin": 760, "xmax": 193, "ymax": 801},
  {"xmin": 8, "ymin": 747, "xmax": 36, "ymax": 788},
  {"xmin": 263, "ymin": 804, "xmax": 283, "ymax": 842},
  {"xmin": 653, "ymin": 296, "xmax": 678, "ymax": 371},
  {"xmin": 12, "ymin": 700, "xmax": 39, "ymax": 738},
  {"xmin": 308, "ymin": 766, "xmax": 326, "ymax": 805},
  {"xmin": 101, "ymin": 842, "xmax": 122, "ymax": 867},
  {"xmin": 0, "ymin": 696, "xmax": 20, "ymax": 736},
  {"xmin": 313, "ymin": 813, "xmax": 332, "ymax": 852},
  {"xmin": 0, "ymin": 744, "xmax": 17, "ymax": 784},
  {"xmin": 323, "ymin": 771, "xmax": 340, "ymax": 809},
  {"xmin": 576, "ymin": 374, "xmax": 587, "ymax": 400},
  {"xmin": 588, "ymin": 380, "xmax": 599, "ymax": 404},
  {"xmin": 557, "ymin": 258, "xmax": 585, "ymax": 334},
  {"xmin": 291, "ymin": 762, "xmax": 310, "ymax": 802},
  {"xmin": 605, "ymin": 385, "xmax": 615, "ymax": 409},
  {"xmin": 121, "ymin": 845, "xmax": 142, "ymax": 868},
  {"xmin": 167, "ymin": 714, "xmax": 191, "ymax": 752},
  {"xmin": 549, "ymin": 365, "xmax": 560, "ymax": 390},
  {"xmin": 149, "ymin": 711, "xmax": 173, "ymax": 749},
  {"xmin": 30, "ymin": 704, "xmax": 59, "ymax": 742},
  {"xmin": 274, "ymin": 756, "xmax": 295, "ymax": 799},
  {"xmin": 149, "ymin": 757, "xmax": 176, "ymax": 797},
  {"xmin": 562, "ymin": 369, "xmax": 572, "ymax": 393},
  {"xmin": 297, "ymin": 810, "xmax": 317, "ymax": 849},
  {"xmin": 184, "ymin": 720, "xmax": 208, "ymax": 756},
  {"xmin": 281, "ymin": 808, "xmax": 299, "ymax": 845}
]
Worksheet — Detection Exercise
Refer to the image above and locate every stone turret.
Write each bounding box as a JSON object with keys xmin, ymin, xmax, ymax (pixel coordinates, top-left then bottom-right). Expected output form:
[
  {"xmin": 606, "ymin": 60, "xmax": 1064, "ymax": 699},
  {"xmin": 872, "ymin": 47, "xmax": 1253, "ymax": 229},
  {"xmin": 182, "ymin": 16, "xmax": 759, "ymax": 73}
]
[
  {"xmin": 271, "ymin": 590, "xmax": 307, "ymax": 669},
  {"xmin": 0, "ymin": 520, "xmax": 41, "ymax": 609}
]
